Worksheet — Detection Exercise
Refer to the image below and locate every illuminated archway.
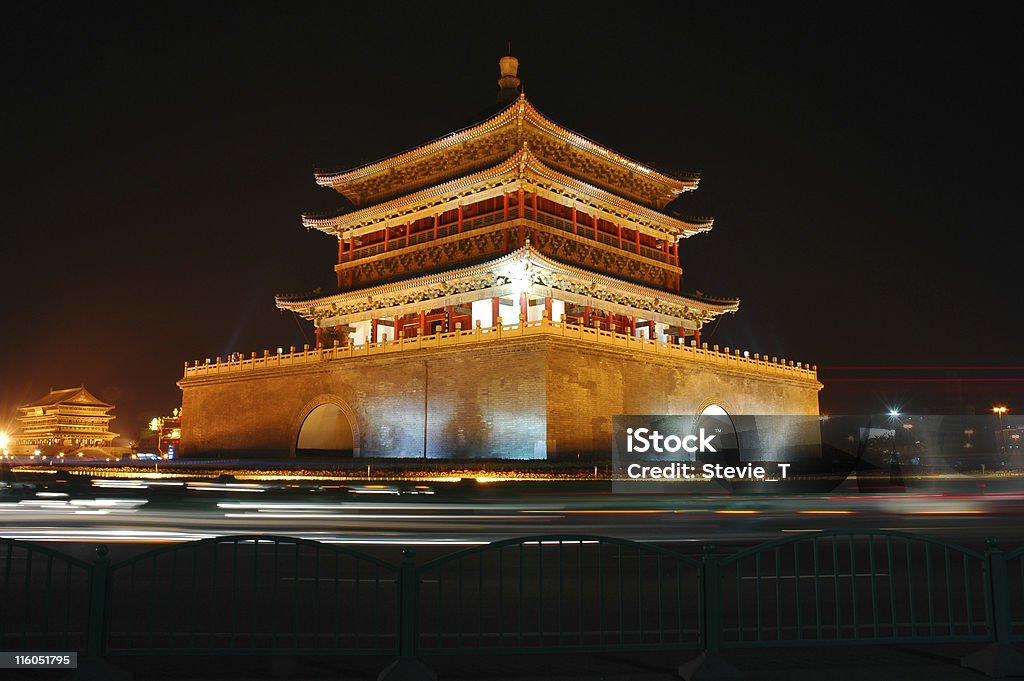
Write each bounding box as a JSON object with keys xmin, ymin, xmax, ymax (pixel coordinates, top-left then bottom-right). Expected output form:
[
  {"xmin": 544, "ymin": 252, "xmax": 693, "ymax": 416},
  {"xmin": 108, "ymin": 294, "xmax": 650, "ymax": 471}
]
[
  {"xmin": 693, "ymin": 400, "xmax": 740, "ymax": 460},
  {"xmin": 700, "ymin": 403, "xmax": 730, "ymax": 418},
  {"xmin": 293, "ymin": 396, "xmax": 360, "ymax": 458}
]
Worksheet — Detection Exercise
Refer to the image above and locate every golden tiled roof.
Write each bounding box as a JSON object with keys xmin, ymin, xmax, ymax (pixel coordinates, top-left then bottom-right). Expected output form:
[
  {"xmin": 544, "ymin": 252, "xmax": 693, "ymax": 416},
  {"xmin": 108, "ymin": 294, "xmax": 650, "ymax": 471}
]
[
  {"xmin": 314, "ymin": 95, "xmax": 699, "ymax": 210},
  {"xmin": 304, "ymin": 147, "xmax": 712, "ymax": 241},
  {"xmin": 19, "ymin": 386, "xmax": 113, "ymax": 410},
  {"xmin": 276, "ymin": 243, "xmax": 738, "ymax": 322}
]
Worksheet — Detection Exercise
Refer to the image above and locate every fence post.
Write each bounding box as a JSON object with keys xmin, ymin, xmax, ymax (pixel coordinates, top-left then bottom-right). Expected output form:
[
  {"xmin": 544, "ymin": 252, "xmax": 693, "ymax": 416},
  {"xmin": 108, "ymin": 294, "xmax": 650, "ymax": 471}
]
[
  {"xmin": 378, "ymin": 548, "xmax": 435, "ymax": 681},
  {"xmin": 961, "ymin": 537, "xmax": 1024, "ymax": 677},
  {"xmin": 86, "ymin": 544, "xmax": 110, "ymax": 661},
  {"xmin": 679, "ymin": 544, "xmax": 743, "ymax": 681},
  {"xmin": 68, "ymin": 545, "xmax": 130, "ymax": 681},
  {"xmin": 399, "ymin": 548, "xmax": 417, "ymax": 659}
]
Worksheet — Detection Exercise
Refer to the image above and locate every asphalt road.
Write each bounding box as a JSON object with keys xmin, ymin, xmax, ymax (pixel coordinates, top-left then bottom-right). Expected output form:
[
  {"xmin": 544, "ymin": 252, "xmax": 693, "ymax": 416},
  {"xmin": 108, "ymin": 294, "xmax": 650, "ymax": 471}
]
[{"xmin": 2, "ymin": 471, "xmax": 1022, "ymax": 555}]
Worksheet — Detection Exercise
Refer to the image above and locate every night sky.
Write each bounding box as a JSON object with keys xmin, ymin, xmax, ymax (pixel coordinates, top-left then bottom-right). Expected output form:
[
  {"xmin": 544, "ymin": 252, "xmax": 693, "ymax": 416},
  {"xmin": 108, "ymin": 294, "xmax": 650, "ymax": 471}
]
[{"xmin": 3, "ymin": 3, "xmax": 1022, "ymax": 438}]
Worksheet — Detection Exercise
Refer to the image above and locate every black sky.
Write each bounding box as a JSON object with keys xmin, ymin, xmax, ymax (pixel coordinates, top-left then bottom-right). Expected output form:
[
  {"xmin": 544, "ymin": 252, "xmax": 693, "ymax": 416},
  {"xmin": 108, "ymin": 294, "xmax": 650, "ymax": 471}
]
[{"xmin": 2, "ymin": 2, "xmax": 1022, "ymax": 436}]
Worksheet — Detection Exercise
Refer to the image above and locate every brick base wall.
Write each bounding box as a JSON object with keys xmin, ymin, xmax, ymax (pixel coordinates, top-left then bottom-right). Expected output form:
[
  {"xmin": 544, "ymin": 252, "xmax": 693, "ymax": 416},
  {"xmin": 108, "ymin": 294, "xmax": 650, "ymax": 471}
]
[{"xmin": 179, "ymin": 337, "xmax": 820, "ymax": 459}]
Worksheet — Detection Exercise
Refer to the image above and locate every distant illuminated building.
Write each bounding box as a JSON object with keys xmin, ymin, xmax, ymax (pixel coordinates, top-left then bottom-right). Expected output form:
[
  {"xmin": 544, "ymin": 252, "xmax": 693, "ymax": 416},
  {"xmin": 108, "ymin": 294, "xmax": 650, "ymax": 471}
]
[
  {"xmin": 156, "ymin": 409, "xmax": 182, "ymax": 458},
  {"xmin": 139, "ymin": 409, "xmax": 182, "ymax": 458},
  {"xmin": 996, "ymin": 426, "xmax": 1023, "ymax": 453},
  {"xmin": 178, "ymin": 56, "xmax": 821, "ymax": 459},
  {"xmin": 13, "ymin": 386, "xmax": 118, "ymax": 454}
]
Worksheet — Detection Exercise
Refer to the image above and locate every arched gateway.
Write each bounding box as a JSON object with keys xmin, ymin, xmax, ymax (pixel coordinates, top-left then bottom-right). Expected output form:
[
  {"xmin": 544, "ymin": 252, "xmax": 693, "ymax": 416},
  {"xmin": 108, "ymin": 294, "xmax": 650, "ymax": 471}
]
[{"xmin": 293, "ymin": 396, "xmax": 360, "ymax": 458}]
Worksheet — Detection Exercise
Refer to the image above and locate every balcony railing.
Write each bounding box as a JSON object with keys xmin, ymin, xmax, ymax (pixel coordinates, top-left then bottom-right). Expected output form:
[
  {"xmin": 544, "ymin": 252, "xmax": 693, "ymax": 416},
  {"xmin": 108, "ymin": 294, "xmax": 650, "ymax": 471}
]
[
  {"xmin": 182, "ymin": 317, "xmax": 818, "ymax": 383},
  {"xmin": 343, "ymin": 207, "xmax": 675, "ymax": 266}
]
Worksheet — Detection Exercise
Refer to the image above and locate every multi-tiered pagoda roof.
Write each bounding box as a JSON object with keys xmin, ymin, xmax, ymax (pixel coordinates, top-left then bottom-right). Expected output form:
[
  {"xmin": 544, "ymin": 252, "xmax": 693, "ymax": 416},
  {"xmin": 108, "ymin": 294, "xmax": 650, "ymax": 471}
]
[
  {"xmin": 278, "ymin": 85, "xmax": 736, "ymax": 347},
  {"xmin": 313, "ymin": 95, "xmax": 699, "ymax": 210}
]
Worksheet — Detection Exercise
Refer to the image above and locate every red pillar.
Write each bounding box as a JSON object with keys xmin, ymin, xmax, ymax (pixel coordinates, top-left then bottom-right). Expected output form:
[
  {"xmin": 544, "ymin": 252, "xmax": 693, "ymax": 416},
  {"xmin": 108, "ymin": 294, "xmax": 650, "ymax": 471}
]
[
  {"xmin": 694, "ymin": 327, "xmax": 701, "ymax": 347},
  {"xmin": 520, "ymin": 292, "xmax": 528, "ymax": 320},
  {"xmin": 384, "ymin": 225, "xmax": 390, "ymax": 252},
  {"xmin": 571, "ymin": 206, "xmax": 578, "ymax": 235},
  {"xmin": 648, "ymin": 320, "xmax": 656, "ymax": 338},
  {"xmin": 457, "ymin": 205, "xmax": 464, "ymax": 233},
  {"xmin": 371, "ymin": 318, "xmax": 378, "ymax": 343},
  {"xmin": 492, "ymin": 296, "xmax": 500, "ymax": 325},
  {"xmin": 629, "ymin": 316, "xmax": 636, "ymax": 336},
  {"xmin": 584, "ymin": 306, "xmax": 591, "ymax": 327},
  {"xmin": 503, "ymin": 192, "xmax": 509, "ymax": 221},
  {"xmin": 433, "ymin": 214, "xmax": 439, "ymax": 240},
  {"xmin": 544, "ymin": 296, "xmax": 552, "ymax": 319},
  {"xmin": 315, "ymin": 326, "xmax": 322, "ymax": 349},
  {"xmin": 617, "ymin": 224, "xmax": 623, "ymax": 250},
  {"xmin": 419, "ymin": 310, "xmax": 427, "ymax": 337},
  {"xmin": 394, "ymin": 315, "xmax": 401, "ymax": 338},
  {"xmin": 516, "ymin": 189, "xmax": 526, "ymax": 247}
]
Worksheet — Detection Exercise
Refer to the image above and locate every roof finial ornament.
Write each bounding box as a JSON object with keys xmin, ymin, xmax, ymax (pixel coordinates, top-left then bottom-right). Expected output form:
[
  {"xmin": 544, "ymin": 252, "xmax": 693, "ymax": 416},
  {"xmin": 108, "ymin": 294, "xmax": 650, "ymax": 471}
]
[{"xmin": 497, "ymin": 50, "xmax": 521, "ymax": 105}]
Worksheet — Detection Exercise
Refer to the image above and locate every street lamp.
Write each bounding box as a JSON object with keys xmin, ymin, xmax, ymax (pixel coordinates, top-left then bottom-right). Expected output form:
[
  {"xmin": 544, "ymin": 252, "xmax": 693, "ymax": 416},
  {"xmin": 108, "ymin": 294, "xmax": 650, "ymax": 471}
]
[
  {"xmin": 993, "ymin": 406, "xmax": 1009, "ymax": 453},
  {"xmin": 886, "ymin": 410, "xmax": 901, "ymax": 464},
  {"xmin": 993, "ymin": 406, "xmax": 1008, "ymax": 428}
]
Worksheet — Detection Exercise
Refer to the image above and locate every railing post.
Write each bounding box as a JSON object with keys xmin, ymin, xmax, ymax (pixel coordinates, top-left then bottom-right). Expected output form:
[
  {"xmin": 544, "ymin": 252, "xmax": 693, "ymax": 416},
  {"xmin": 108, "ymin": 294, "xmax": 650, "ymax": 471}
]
[
  {"xmin": 703, "ymin": 545, "xmax": 723, "ymax": 656},
  {"xmin": 67, "ymin": 544, "xmax": 129, "ymax": 681},
  {"xmin": 86, "ymin": 544, "xmax": 109, "ymax": 661},
  {"xmin": 962, "ymin": 537, "xmax": 1024, "ymax": 676},
  {"xmin": 399, "ymin": 548, "xmax": 417, "ymax": 658},
  {"xmin": 680, "ymin": 544, "xmax": 743, "ymax": 680},
  {"xmin": 379, "ymin": 549, "xmax": 435, "ymax": 681}
]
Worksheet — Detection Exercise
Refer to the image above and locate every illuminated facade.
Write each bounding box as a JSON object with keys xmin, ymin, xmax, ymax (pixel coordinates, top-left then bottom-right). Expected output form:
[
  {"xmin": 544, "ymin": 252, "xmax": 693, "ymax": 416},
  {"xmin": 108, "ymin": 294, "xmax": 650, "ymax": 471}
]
[
  {"xmin": 286, "ymin": 91, "xmax": 731, "ymax": 347},
  {"xmin": 13, "ymin": 386, "xmax": 118, "ymax": 454},
  {"xmin": 178, "ymin": 58, "xmax": 821, "ymax": 459}
]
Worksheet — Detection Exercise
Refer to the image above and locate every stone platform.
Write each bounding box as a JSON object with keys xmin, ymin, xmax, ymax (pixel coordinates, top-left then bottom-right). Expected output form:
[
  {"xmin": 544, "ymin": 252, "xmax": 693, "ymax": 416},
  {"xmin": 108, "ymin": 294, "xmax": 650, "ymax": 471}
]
[{"xmin": 178, "ymin": 318, "xmax": 821, "ymax": 459}]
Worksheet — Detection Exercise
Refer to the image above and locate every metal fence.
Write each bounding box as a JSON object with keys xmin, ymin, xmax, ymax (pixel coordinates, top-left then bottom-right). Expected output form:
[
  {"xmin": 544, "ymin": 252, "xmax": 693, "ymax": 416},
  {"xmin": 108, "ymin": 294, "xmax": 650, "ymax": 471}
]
[
  {"xmin": 1, "ymin": 531, "xmax": 1022, "ymax": 678},
  {"xmin": 717, "ymin": 530, "xmax": 990, "ymax": 646},
  {"xmin": 104, "ymin": 535, "xmax": 399, "ymax": 656},
  {"xmin": 1005, "ymin": 544, "xmax": 1024, "ymax": 643},
  {"xmin": 0, "ymin": 539, "xmax": 92, "ymax": 653},
  {"xmin": 414, "ymin": 535, "xmax": 701, "ymax": 654}
]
